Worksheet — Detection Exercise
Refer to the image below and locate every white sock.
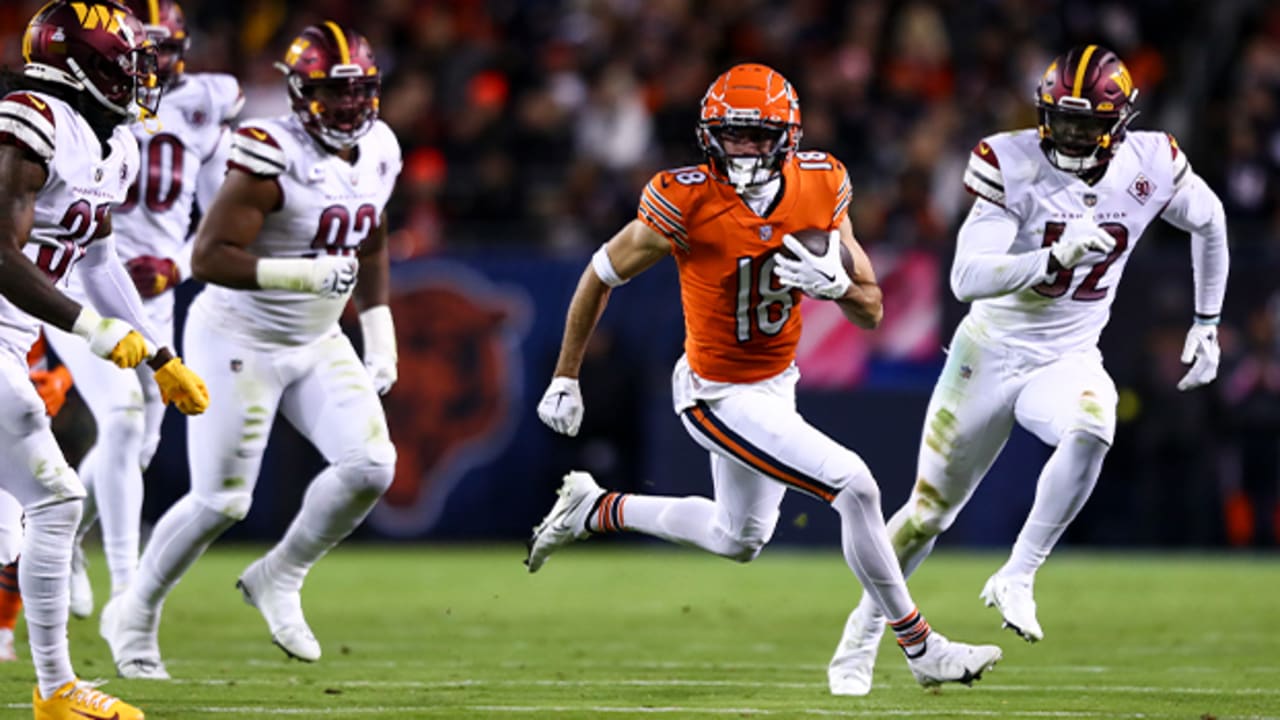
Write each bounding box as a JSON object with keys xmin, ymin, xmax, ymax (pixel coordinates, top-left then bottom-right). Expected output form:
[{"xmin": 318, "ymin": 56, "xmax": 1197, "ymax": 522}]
[
  {"xmin": 831, "ymin": 473, "xmax": 916, "ymax": 623},
  {"xmin": 22, "ymin": 499, "xmax": 81, "ymax": 699},
  {"xmin": 263, "ymin": 462, "xmax": 392, "ymax": 592},
  {"xmin": 79, "ymin": 434, "xmax": 144, "ymax": 593},
  {"xmin": 133, "ymin": 494, "xmax": 234, "ymax": 611},
  {"xmin": 1002, "ymin": 430, "xmax": 1108, "ymax": 578}
]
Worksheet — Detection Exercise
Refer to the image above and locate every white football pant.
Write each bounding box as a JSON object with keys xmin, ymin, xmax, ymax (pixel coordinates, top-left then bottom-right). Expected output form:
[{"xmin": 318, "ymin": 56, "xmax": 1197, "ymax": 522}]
[
  {"xmin": 0, "ymin": 344, "xmax": 85, "ymax": 696},
  {"xmin": 43, "ymin": 293, "xmax": 171, "ymax": 596}
]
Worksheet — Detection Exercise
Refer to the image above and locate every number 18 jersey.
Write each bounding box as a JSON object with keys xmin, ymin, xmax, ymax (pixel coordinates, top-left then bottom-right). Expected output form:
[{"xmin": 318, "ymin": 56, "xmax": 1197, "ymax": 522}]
[
  {"xmin": 196, "ymin": 114, "xmax": 402, "ymax": 347},
  {"xmin": 636, "ymin": 152, "xmax": 852, "ymax": 383},
  {"xmin": 962, "ymin": 129, "xmax": 1190, "ymax": 360}
]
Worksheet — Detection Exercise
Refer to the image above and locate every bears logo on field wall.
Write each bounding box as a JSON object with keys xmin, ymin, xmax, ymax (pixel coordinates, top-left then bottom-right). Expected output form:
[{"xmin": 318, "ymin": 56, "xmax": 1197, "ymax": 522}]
[{"xmin": 369, "ymin": 263, "xmax": 530, "ymax": 536}]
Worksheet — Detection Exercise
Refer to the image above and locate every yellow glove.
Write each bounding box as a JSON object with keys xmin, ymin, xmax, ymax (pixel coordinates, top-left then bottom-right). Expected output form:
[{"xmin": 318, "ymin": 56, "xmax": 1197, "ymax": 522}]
[
  {"xmin": 109, "ymin": 330, "xmax": 150, "ymax": 369},
  {"xmin": 71, "ymin": 308, "xmax": 151, "ymax": 368},
  {"xmin": 154, "ymin": 357, "xmax": 210, "ymax": 415}
]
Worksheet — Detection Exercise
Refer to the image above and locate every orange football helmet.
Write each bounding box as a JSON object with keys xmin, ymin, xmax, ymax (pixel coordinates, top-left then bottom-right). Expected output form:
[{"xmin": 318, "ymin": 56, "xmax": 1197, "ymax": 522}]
[{"xmin": 697, "ymin": 63, "xmax": 802, "ymax": 192}]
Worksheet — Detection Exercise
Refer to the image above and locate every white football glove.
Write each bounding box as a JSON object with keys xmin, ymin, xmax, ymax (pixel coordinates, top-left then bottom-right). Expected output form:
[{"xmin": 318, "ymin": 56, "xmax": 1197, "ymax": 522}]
[
  {"xmin": 773, "ymin": 230, "xmax": 852, "ymax": 300},
  {"xmin": 1177, "ymin": 321, "xmax": 1220, "ymax": 391},
  {"xmin": 314, "ymin": 256, "xmax": 359, "ymax": 298},
  {"xmin": 537, "ymin": 376, "xmax": 583, "ymax": 436},
  {"xmin": 1050, "ymin": 220, "xmax": 1116, "ymax": 269}
]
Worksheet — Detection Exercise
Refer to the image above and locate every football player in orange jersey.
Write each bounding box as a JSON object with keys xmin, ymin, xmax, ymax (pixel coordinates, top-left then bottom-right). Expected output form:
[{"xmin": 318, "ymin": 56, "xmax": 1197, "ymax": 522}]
[{"xmin": 529, "ymin": 63, "xmax": 1002, "ymax": 691}]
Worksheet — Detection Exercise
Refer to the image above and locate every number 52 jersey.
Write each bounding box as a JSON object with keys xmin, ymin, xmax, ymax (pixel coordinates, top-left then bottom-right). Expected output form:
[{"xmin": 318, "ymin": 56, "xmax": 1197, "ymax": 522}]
[
  {"xmin": 197, "ymin": 114, "xmax": 402, "ymax": 347},
  {"xmin": 961, "ymin": 128, "xmax": 1191, "ymax": 359},
  {"xmin": 636, "ymin": 151, "xmax": 852, "ymax": 384}
]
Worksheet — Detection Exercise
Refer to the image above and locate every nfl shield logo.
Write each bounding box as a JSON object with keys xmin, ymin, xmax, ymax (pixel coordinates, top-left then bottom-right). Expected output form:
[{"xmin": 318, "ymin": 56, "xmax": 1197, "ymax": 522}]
[
  {"xmin": 1083, "ymin": 193, "xmax": 1098, "ymax": 208},
  {"xmin": 230, "ymin": 359, "xmax": 243, "ymax": 372},
  {"xmin": 759, "ymin": 225, "xmax": 773, "ymax": 242},
  {"xmin": 93, "ymin": 167, "xmax": 103, "ymax": 183}
]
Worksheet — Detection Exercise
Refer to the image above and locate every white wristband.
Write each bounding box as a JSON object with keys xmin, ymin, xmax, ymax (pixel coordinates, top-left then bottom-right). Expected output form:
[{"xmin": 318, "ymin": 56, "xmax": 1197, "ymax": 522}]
[
  {"xmin": 591, "ymin": 245, "xmax": 628, "ymax": 288},
  {"xmin": 359, "ymin": 305, "xmax": 397, "ymax": 361},
  {"xmin": 255, "ymin": 258, "xmax": 318, "ymax": 292},
  {"xmin": 71, "ymin": 306, "xmax": 103, "ymax": 341}
]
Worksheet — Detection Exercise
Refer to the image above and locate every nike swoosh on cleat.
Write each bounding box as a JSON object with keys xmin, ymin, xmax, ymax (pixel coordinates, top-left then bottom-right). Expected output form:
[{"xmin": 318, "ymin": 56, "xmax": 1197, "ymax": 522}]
[{"xmin": 71, "ymin": 710, "xmax": 119, "ymax": 720}]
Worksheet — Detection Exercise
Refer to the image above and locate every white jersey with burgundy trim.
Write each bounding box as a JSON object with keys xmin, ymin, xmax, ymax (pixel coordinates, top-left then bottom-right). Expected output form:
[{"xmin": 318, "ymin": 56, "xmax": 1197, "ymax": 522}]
[
  {"xmin": 112, "ymin": 72, "xmax": 242, "ymax": 263},
  {"xmin": 958, "ymin": 128, "xmax": 1189, "ymax": 360},
  {"xmin": 195, "ymin": 114, "xmax": 402, "ymax": 347},
  {"xmin": 0, "ymin": 90, "xmax": 138, "ymax": 356}
]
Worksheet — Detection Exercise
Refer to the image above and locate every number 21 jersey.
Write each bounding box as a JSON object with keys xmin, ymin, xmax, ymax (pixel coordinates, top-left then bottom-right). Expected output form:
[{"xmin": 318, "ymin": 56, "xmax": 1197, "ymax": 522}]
[{"xmin": 0, "ymin": 91, "xmax": 137, "ymax": 356}]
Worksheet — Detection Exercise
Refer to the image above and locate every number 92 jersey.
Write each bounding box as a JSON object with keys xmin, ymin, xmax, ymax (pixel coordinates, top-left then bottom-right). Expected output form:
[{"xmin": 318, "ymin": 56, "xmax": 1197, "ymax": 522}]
[
  {"xmin": 0, "ymin": 91, "xmax": 137, "ymax": 355},
  {"xmin": 199, "ymin": 114, "xmax": 402, "ymax": 347},
  {"xmin": 962, "ymin": 128, "xmax": 1190, "ymax": 359},
  {"xmin": 636, "ymin": 151, "xmax": 852, "ymax": 384}
]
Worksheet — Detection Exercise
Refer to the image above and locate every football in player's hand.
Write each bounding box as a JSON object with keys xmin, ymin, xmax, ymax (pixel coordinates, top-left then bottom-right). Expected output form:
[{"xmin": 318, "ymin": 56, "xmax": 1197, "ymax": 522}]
[{"xmin": 782, "ymin": 228, "xmax": 855, "ymax": 277}]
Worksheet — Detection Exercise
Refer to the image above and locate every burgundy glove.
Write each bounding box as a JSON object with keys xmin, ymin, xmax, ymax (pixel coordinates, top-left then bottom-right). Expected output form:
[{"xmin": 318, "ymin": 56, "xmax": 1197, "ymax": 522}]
[{"xmin": 126, "ymin": 255, "xmax": 181, "ymax": 298}]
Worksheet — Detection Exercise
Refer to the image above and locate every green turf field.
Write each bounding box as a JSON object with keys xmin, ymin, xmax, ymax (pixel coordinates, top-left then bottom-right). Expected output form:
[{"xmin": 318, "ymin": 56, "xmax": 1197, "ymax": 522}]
[{"xmin": 1, "ymin": 544, "xmax": 1276, "ymax": 719}]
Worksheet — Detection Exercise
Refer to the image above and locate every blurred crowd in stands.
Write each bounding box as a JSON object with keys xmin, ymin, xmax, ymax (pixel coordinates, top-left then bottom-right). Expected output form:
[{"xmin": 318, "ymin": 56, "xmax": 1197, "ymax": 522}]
[{"xmin": 2, "ymin": 0, "xmax": 1278, "ymax": 546}]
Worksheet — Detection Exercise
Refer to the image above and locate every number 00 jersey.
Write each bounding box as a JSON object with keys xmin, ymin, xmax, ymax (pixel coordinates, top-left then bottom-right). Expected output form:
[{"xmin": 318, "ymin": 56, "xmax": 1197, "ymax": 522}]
[
  {"xmin": 637, "ymin": 152, "xmax": 853, "ymax": 383},
  {"xmin": 0, "ymin": 91, "xmax": 137, "ymax": 356},
  {"xmin": 961, "ymin": 129, "xmax": 1189, "ymax": 359},
  {"xmin": 195, "ymin": 114, "xmax": 402, "ymax": 347},
  {"xmin": 113, "ymin": 72, "xmax": 242, "ymax": 263}
]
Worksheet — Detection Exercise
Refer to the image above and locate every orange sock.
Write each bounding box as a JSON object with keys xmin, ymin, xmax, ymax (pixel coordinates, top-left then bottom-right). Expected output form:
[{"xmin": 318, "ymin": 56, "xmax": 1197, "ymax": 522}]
[{"xmin": 0, "ymin": 560, "xmax": 20, "ymax": 631}]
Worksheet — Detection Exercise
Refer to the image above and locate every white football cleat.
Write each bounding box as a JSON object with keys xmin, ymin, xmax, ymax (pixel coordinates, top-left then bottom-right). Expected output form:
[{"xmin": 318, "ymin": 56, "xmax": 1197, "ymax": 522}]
[
  {"xmin": 0, "ymin": 627, "xmax": 16, "ymax": 662},
  {"xmin": 237, "ymin": 558, "xmax": 321, "ymax": 662},
  {"xmin": 980, "ymin": 572, "xmax": 1044, "ymax": 642},
  {"xmin": 828, "ymin": 599, "xmax": 885, "ymax": 696},
  {"xmin": 69, "ymin": 544, "xmax": 93, "ymax": 619},
  {"xmin": 100, "ymin": 592, "xmax": 170, "ymax": 679},
  {"xmin": 525, "ymin": 471, "xmax": 604, "ymax": 573},
  {"xmin": 904, "ymin": 632, "xmax": 1002, "ymax": 688}
]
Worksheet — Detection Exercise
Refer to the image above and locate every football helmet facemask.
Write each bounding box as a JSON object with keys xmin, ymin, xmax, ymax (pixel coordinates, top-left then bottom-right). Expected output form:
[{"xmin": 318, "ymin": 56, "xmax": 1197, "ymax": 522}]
[
  {"xmin": 1037, "ymin": 44, "xmax": 1138, "ymax": 174},
  {"xmin": 697, "ymin": 63, "xmax": 802, "ymax": 193},
  {"xmin": 121, "ymin": 0, "xmax": 189, "ymax": 88},
  {"xmin": 22, "ymin": 0, "xmax": 161, "ymax": 124},
  {"xmin": 276, "ymin": 22, "xmax": 380, "ymax": 151}
]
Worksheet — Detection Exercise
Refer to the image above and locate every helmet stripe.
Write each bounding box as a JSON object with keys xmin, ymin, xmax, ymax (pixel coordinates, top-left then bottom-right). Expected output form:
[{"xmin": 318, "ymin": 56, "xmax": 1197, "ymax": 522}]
[
  {"xmin": 323, "ymin": 21, "xmax": 351, "ymax": 65},
  {"xmin": 147, "ymin": 0, "xmax": 160, "ymax": 24},
  {"xmin": 1072, "ymin": 44, "xmax": 1098, "ymax": 98}
]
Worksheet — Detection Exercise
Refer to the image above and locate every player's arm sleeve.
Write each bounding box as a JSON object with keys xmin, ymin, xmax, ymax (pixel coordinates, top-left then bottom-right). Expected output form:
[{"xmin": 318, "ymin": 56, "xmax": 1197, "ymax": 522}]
[
  {"xmin": 227, "ymin": 125, "xmax": 286, "ymax": 179},
  {"xmin": 1159, "ymin": 142, "xmax": 1228, "ymax": 318},
  {"xmin": 962, "ymin": 139, "xmax": 1009, "ymax": 208},
  {"xmin": 636, "ymin": 174, "xmax": 689, "ymax": 253},
  {"xmin": 950, "ymin": 198, "xmax": 1054, "ymax": 302},
  {"xmin": 79, "ymin": 233, "xmax": 160, "ymax": 344},
  {"xmin": 831, "ymin": 163, "xmax": 852, "ymax": 228}
]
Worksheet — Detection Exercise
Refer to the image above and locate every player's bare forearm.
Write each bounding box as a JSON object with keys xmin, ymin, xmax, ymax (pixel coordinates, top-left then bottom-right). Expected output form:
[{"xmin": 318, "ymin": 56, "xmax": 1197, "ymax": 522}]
[
  {"xmin": 552, "ymin": 267, "xmax": 611, "ymax": 378},
  {"xmin": 191, "ymin": 169, "xmax": 278, "ymax": 289},
  {"xmin": 0, "ymin": 145, "xmax": 81, "ymax": 330},
  {"xmin": 354, "ymin": 217, "xmax": 390, "ymax": 310},
  {"xmin": 836, "ymin": 219, "xmax": 882, "ymax": 328},
  {"xmin": 837, "ymin": 281, "xmax": 883, "ymax": 329}
]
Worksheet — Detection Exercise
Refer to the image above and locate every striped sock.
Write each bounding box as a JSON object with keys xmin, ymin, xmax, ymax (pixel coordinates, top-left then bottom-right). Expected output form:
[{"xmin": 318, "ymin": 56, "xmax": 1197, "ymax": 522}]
[
  {"xmin": 586, "ymin": 492, "xmax": 627, "ymax": 533},
  {"xmin": 0, "ymin": 560, "xmax": 21, "ymax": 631},
  {"xmin": 890, "ymin": 607, "xmax": 931, "ymax": 658}
]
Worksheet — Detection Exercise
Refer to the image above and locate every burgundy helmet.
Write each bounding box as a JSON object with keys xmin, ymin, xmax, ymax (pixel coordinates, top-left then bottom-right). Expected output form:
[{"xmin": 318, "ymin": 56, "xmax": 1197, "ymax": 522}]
[
  {"xmin": 22, "ymin": 0, "xmax": 161, "ymax": 121},
  {"xmin": 1036, "ymin": 44, "xmax": 1138, "ymax": 173},
  {"xmin": 121, "ymin": 0, "xmax": 189, "ymax": 87},
  {"xmin": 276, "ymin": 22, "xmax": 380, "ymax": 149}
]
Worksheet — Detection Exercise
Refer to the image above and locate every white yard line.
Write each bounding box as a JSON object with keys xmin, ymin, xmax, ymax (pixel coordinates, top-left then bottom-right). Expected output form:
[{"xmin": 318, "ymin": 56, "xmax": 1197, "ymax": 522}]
[
  {"xmin": 161, "ymin": 676, "xmax": 1280, "ymax": 696},
  {"xmin": 0, "ymin": 703, "xmax": 1225, "ymax": 718}
]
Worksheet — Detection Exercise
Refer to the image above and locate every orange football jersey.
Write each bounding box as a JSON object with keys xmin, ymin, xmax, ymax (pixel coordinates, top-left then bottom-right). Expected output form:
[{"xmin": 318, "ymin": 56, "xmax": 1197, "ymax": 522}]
[{"xmin": 637, "ymin": 152, "xmax": 853, "ymax": 383}]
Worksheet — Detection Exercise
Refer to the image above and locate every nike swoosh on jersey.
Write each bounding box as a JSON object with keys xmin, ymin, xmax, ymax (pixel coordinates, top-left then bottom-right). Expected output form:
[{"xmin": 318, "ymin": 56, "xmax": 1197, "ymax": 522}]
[
  {"xmin": 27, "ymin": 94, "xmax": 46, "ymax": 111},
  {"xmin": 248, "ymin": 128, "xmax": 268, "ymax": 141}
]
